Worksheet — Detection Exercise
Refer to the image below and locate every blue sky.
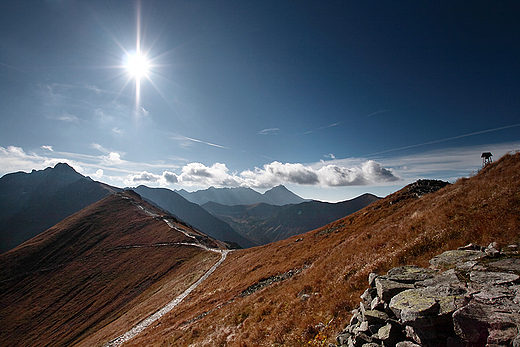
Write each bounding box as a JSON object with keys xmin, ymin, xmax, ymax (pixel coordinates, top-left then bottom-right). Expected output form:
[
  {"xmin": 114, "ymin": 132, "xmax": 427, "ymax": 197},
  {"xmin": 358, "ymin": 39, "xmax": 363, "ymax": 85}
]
[{"xmin": 1, "ymin": 0, "xmax": 519, "ymax": 202}]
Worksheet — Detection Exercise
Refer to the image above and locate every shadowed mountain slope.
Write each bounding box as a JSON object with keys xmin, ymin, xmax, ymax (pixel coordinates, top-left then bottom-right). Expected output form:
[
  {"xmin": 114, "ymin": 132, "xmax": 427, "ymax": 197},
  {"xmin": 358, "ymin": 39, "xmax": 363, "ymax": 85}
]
[
  {"xmin": 203, "ymin": 193, "xmax": 380, "ymax": 245},
  {"xmin": 1, "ymin": 152, "xmax": 519, "ymax": 347},
  {"xmin": 0, "ymin": 190, "xmax": 227, "ymax": 347},
  {"xmin": 0, "ymin": 163, "xmax": 117, "ymax": 253},
  {"xmin": 118, "ymin": 151, "xmax": 520, "ymax": 347},
  {"xmin": 132, "ymin": 185, "xmax": 255, "ymax": 248},
  {"xmin": 176, "ymin": 185, "xmax": 307, "ymax": 206}
]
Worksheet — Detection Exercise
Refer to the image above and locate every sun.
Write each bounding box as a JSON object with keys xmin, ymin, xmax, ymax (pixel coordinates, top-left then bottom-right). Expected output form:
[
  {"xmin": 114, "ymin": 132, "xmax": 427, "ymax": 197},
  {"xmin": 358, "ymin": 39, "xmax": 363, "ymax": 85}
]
[{"xmin": 124, "ymin": 50, "xmax": 149, "ymax": 79}]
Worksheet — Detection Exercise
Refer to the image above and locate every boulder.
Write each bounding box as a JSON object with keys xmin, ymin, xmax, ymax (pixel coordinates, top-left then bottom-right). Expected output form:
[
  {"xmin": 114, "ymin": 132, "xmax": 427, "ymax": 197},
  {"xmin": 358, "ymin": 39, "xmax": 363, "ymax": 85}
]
[
  {"xmin": 386, "ymin": 266, "xmax": 437, "ymax": 284},
  {"xmin": 362, "ymin": 309, "xmax": 389, "ymax": 325},
  {"xmin": 429, "ymin": 250, "xmax": 486, "ymax": 269},
  {"xmin": 389, "ymin": 284, "xmax": 466, "ymax": 327},
  {"xmin": 453, "ymin": 301, "xmax": 519, "ymax": 345},
  {"xmin": 375, "ymin": 277, "xmax": 414, "ymax": 302},
  {"xmin": 333, "ymin": 244, "xmax": 520, "ymax": 347},
  {"xmin": 469, "ymin": 271, "xmax": 519, "ymax": 285}
]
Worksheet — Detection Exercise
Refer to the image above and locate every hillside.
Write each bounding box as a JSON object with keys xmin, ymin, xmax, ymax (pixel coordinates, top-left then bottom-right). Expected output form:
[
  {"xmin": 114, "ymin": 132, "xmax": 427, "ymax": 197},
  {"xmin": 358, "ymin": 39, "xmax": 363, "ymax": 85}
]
[
  {"xmin": 176, "ymin": 185, "xmax": 308, "ymax": 206},
  {"xmin": 203, "ymin": 193, "xmax": 380, "ymax": 245},
  {"xmin": 0, "ymin": 190, "xmax": 228, "ymax": 347},
  {"xmin": 0, "ymin": 163, "xmax": 117, "ymax": 253},
  {"xmin": 116, "ymin": 151, "xmax": 520, "ymax": 346},
  {"xmin": 132, "ymin": 185, "xmax": 255, "ymax": 248},
  {"xmin": 1, "ymin": 151, "xmax": 519, "ymax": 347}
]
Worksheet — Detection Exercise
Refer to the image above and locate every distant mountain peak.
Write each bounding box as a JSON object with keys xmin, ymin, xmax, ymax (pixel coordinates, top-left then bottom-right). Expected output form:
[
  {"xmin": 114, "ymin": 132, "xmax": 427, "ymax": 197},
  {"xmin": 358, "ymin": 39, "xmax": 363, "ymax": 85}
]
[{"xmin": 53, "ymin": 162, "xmax": 78, "ymax": 174}]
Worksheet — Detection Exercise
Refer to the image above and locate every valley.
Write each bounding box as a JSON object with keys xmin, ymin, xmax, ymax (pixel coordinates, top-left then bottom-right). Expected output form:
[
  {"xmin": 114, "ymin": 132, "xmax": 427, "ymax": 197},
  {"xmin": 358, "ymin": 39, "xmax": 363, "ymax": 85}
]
[{"xmin": 0, "ymin": 151, "xmax": 519, "ymax": 346}]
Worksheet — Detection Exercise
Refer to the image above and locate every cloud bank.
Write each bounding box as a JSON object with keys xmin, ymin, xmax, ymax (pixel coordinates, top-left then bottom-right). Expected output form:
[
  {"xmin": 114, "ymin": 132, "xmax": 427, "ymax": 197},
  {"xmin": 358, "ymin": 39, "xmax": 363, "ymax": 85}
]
[{"xmin": 125, "ymin": 160, "xmax": 400, "ymax": 188}]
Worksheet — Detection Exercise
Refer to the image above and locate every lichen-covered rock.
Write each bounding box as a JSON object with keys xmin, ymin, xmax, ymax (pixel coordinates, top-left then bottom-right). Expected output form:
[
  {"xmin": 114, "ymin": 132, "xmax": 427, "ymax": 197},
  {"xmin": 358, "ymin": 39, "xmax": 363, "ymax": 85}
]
[
  {"xmin": 386, "ymin": 266, "xmax": 437, "ymax": 284},
  {"xmin": 375, "ymin": 277, "xmax": 414, "ymax": 302},
  {"xmin": 389, "ymin": 283, "xmax": 466, "ymax": 327},
  {"xmin": 361, "ymin": 309, "xmax": 389, "ymax": 325},
  {"xmin": 469, "ymin": 271, "xmax": 519, "ymax": 285},
  {"xmin": 333, "ymin": 243, "xmax": 520, "ymax": 347},
  {"xmin": 429, "ymin": 250, "xmax": 486, "ymax": 269}
]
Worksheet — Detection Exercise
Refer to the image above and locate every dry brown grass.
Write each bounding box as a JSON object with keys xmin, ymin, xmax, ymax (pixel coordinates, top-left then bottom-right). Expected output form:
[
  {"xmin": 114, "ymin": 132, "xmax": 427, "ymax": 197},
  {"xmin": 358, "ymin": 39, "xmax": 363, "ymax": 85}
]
[
  {"xmin": 0, "ymin": 192, "xmax": 222, "ymax": 347},
  {"xmin": 2, "ymin": 152, "xmax": 519, "ymax": 347},
  {"xmin": 121, "ymin": 152, "xmax": 520, "ymax": 347}
]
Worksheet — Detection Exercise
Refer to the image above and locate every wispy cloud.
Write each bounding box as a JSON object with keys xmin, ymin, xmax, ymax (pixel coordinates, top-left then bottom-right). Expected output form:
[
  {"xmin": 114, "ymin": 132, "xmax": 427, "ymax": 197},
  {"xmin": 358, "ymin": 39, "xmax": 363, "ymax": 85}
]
[
  {"xmin": 172, "ymin": 135, "xmax": 229, "ymax": 149},
  {"xmin": 48, "ymin": 112, "xmax": 83, "ymax": 123},
  {"xmin": 41, "ymin": 145, "xmax": 53, "ymax": 152},
  {"xmin": 259, "ymin": 128, "xmax": 280, "ymax": 135},
  {"xmin": 366, "ymin": 109, "xmax": 389, "ymax": 117},
  {"xmin": 367, "ymin": 123, "xmax": 520, "ymax": 157},
  {"xmin": 298, "ymin": 122, "xmax": 342, "ymax": 135}
]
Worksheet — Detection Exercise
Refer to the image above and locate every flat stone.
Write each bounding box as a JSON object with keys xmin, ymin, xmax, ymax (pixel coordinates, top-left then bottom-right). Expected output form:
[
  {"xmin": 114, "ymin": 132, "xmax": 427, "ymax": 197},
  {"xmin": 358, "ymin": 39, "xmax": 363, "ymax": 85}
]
[
  {"xmin": 429, "ymin": 250, "xmax": 487, "ymax": 269},
  {"xmin": 353, "ymin": 321, "xmax": 369, "ymax": 334},
  {"xmin": 361, "ymin": 344, "xmax": 380, "ymax": 347},
  {"xmin": 362, "ymin": 309, "xmax": 389, "ymax": 325},
  {"xmin": 414, "ymin": 268, "xmax": 462, "ymax": 287},
  {"xmin": 389, "ymin": 284, "xmax": 466, "ymax": 327},
  {"xmin": 487, "ymin": 327, "xmax": 519, "ymax": 346},
  {"xmin": 375, "ymin": 277, "xmax": 414, "ymax": 302},
  {"xmin": 472, "ymin": 284, "xmax": 517, "ymax": 304},
  {"xmin": 470, "ymin": 271, "xmax": 519, "ymax": 285},
  {"xmin": 386, "ymin": 265, "xmax": 437, "ymax": 284},
  {"xmin": 396, "ymin": 342, "xmax": 421, "ymax": 347},
  {"xmin": 453, "ymin": 301, "xmax": 518, "ymax": 344},
  {"xmin": 488, "ymin": 258, "xmax": 520, "ymax": 272},
  {"xmin": 378, "ymin": 322, "xmax": 404, "ymax": 346}
]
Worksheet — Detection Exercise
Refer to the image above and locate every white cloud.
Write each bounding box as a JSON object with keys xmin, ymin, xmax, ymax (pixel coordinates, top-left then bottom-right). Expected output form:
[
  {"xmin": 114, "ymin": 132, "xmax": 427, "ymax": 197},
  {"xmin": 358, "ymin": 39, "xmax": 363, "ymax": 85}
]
[
  {"xmin": 259, "ymin": 128, "xmax": 280, "ymax": 135},
  {"xmin": 91, "ymin": 143, "xmax": 109, "ymax": 153},
  {"xmin": 138, "ymin": 160, "xmax": 400, "ymax": 188},
  {"xmin": 0, "ymin": 145, "xmax": 82, "ymax": 176},
  {"xmin": 50, "ymin": 112, "xmax": 82, "ymax": 123},
  {"xmin": 177, "ymin": 162, "xmax": 242, "ymax": 186},
  {"xmin": 111, "ymin": 127, "xmax": 124, "ymax": 135},
  {"xmin": 101, "ymin": 152, "xmax": 125, "ymax": 166},
  {"xmin": 91, "ymin": 169, "xmax": 104, "ymax": 179},
  {"xmin": 41, "ymin": 145, "xmax": 53, "ymax": 152},
  {"xmin": 124, "ymin": 171, "xmax": 164, "ymax": 185}
]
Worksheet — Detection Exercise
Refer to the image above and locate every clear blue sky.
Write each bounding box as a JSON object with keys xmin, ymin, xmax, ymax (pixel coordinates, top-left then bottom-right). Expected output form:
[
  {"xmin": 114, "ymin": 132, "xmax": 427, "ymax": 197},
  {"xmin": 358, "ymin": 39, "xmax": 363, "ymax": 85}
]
[{"xmin": 1, "ymin": 0, "xmax": 519, "ymax": 202}]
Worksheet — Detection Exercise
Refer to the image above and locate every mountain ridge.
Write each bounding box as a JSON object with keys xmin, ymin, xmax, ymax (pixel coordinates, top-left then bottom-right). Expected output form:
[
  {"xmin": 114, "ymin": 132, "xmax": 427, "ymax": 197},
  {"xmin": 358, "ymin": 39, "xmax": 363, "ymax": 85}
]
[
  {"xmin": 0, "ymin": 163, "xmax": 117, "ymax": 253},
  {"xmin": 132, "ymin": 185, "xmax": 255, "ymax": 248},
  {"xmin": 202, "ymin": 193, "xmax": 380, "ymax": 245},
  {"xmin": 176, "ymin": 184, "xmax": 308, "ymax": 206}
]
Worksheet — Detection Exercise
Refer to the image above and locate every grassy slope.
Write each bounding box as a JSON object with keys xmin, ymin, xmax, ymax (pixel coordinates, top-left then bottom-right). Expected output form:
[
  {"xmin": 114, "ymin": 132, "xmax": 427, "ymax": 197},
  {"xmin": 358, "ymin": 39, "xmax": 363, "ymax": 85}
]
[
  {"xmin": 121, "ymin": 152, "xmax": 520, "ymax": 347},
  {"xmin": 0, "ymin": 191, "xmax": 222, "ymax": 347}
]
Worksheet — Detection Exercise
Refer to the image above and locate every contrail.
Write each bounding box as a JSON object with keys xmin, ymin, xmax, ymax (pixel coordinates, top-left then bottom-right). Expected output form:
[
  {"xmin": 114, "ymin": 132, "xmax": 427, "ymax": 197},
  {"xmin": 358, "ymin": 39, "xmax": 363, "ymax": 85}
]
[
  {"xmin": 367, "ymin": 123, "xmax": 520, "ymax": 156},
  {"xmin": 181, "ymin": 136, "xmax": 229, "ymax": 149}
]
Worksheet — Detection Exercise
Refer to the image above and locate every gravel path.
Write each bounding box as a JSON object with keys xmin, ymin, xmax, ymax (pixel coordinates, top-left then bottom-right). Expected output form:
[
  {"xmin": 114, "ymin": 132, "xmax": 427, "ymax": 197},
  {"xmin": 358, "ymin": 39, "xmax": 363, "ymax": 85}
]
[{"xmin": 104, "ymin": 244, "xmax": 230, "ymax": 347}]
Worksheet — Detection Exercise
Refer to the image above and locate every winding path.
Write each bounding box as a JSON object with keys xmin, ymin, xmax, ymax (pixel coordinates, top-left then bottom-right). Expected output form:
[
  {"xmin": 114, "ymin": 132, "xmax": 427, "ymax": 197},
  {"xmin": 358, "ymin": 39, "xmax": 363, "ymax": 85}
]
[{"xmin": 103, "ymin": 216, "xmax": 231, "ymax": 347}]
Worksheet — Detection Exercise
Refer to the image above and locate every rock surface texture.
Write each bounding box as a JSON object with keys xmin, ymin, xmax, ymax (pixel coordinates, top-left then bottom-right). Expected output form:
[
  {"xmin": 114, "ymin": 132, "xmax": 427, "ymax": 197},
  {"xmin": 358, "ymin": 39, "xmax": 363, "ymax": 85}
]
[{"xmin": 334, "ymin": 243, "xmax": 520, "ymax": 347}]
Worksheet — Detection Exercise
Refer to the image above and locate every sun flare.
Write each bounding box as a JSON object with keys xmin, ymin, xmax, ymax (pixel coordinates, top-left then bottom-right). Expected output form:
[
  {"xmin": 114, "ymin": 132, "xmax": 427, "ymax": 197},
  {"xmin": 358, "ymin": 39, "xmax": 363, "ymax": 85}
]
[{"xmin": 124, "ymin": 50, "xmax": 149, "ymax": 79}]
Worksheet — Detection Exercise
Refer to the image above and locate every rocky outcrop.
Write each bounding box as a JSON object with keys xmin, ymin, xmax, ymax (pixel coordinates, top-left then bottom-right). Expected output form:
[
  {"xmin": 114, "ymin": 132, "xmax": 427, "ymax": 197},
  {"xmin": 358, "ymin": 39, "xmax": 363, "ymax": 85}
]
[{"xmin": 334, "ymin": 243, "xmax": 520, "ymax": 347}]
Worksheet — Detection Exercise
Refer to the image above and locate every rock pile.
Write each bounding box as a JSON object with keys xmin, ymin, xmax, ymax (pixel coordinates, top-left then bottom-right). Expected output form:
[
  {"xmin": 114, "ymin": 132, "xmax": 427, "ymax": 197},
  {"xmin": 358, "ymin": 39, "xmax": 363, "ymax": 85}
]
[{"xmin": 334, "ymin": 243, "xmax": 520, "ymax": 347}]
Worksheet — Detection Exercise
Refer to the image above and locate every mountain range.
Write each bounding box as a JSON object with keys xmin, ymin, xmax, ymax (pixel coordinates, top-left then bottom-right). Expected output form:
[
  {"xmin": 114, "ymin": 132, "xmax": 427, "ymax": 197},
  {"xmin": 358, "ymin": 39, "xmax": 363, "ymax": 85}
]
[
  {"xmin": 132, "ymin": 185, "xmax": 255, "ymax": 248},
  {"xmin": 176, "ymin": 185, "xmax": 308, "ymax": 206},
  {"xmin": 202, "ymin": 193, "xmax": 380, "ymax": 245},
  {"xmin": 0, "ymin": 163, "xmax": 117, "ymax": 253},
  {"xmin": 1, "ymin": 151, "xmax": 518, "ymax": 346}
]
